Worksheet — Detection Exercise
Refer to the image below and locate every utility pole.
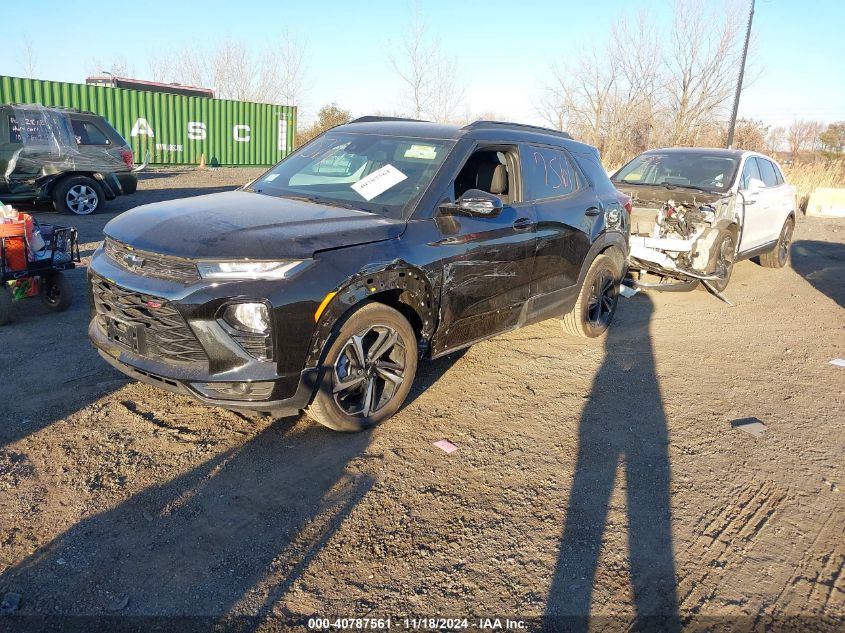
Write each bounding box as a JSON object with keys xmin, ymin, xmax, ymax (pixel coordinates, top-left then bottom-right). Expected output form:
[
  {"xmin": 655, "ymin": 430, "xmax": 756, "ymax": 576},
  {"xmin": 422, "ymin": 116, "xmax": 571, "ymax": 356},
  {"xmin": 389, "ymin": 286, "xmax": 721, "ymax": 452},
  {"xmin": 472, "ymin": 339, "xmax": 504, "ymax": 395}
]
[{"xmin": 726, "ymin": 0, "xmax": 755, "ymax": 148}]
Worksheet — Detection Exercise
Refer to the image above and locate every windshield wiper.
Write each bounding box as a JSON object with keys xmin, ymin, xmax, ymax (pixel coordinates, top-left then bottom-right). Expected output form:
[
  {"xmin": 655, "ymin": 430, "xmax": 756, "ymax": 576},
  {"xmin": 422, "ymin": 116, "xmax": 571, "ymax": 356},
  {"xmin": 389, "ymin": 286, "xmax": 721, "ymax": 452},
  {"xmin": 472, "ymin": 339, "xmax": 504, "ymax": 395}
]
[
  {"xmin": 656, "ymin": 182, "xmax": 710, "ymax": 192},
  {"xmin": 286, "ymin": 194, "xmax": 360, "ymax": 210}
]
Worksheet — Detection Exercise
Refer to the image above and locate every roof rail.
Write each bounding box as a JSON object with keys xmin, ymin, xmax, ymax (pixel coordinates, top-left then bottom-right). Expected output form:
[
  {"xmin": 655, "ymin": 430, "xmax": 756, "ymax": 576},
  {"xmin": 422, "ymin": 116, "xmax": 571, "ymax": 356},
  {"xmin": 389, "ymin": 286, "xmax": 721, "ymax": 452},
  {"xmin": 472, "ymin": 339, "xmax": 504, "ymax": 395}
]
[
  {"xmin": 462, "ymin": 120, "xmax": 572, "ymax": 140},
  {"xmin": 3, "ymin": 103, "xmax": 92, "ymax": 115},
  {"xmin": 348, "ymin": 116, "xmax": 428, "ymax": 124}
]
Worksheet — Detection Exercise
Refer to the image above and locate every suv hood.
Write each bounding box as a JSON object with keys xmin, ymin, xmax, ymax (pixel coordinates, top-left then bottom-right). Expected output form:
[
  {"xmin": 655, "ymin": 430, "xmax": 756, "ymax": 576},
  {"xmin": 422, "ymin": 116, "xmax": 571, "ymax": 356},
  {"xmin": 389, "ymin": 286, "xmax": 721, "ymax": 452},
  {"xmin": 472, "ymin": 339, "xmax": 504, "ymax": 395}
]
[
  {"xmin": 104, "ymin": 190, "xmax": 405, "ymax": 259},
  {"xmin": 614, "ymin": 183, "xmax": 731, "ymax": 207}
]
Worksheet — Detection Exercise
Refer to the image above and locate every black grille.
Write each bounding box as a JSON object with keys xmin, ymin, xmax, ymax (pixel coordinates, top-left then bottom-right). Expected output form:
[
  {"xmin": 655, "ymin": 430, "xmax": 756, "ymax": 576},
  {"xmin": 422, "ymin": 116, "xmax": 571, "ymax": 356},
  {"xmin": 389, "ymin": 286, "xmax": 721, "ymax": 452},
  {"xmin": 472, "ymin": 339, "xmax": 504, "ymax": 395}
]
[
  {"xmin": 104, "ymin": 238, "xmax": 199, "ymax": 283},
  {"xmin": 91, "ymin": 276, "xmax": 208, "ymax": 364}
]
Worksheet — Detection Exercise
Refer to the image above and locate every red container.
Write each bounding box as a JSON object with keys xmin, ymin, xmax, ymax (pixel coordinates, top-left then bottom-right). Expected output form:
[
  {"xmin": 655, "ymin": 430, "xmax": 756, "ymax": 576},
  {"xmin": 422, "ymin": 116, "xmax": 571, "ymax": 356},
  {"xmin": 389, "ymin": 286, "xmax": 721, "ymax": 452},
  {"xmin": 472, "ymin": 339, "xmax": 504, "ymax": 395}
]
[{"xmin": 0, "ymin": 220, "xmax": 27, "ymax": 272}]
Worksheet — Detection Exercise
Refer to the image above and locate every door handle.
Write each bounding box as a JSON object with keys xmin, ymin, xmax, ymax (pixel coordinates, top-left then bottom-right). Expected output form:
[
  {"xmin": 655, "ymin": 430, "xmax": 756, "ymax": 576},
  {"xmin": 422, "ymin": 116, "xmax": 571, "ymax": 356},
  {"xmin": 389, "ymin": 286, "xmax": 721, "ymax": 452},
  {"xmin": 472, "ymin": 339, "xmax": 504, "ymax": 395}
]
[
  {"xmin": 512, "ymin": 217, "xmax": 534, "ymax": 231},
  {"xmin": 585, "ymin": 207, "xmax": 601, "ymax": 217},
  {"xmin": 744, "ymin": 198, "xmax": 757, "ymax": 205}
]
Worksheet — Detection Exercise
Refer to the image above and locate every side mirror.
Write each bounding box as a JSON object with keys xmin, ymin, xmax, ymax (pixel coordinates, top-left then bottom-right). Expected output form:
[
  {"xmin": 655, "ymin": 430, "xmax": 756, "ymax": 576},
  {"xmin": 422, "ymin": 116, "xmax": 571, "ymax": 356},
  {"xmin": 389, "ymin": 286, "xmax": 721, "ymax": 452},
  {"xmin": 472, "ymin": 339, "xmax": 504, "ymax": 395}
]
[
  {"xmin": 440, "ymin": 189, "xmax": 503, "ymax": 217},
  {"xmin": 745, "ymin": 177, "xmax": 765, "ymax": 193}
]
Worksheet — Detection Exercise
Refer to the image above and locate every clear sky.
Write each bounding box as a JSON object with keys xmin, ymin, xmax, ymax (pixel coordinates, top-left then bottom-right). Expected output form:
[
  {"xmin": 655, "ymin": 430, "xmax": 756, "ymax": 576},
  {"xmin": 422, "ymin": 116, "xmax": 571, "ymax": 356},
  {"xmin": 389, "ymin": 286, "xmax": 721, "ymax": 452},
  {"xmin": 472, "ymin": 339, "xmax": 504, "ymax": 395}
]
[{"xmin": 2, "ymin": 0, "xmax": 843, "ymax": 129}]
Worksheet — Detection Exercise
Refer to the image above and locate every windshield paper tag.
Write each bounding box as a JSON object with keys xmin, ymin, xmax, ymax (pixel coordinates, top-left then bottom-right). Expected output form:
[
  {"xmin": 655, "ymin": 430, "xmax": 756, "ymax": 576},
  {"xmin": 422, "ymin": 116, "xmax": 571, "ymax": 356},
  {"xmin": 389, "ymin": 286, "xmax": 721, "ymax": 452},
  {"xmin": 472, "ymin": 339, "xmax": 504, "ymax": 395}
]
[
  {"xmin": 404, "ymin": 144, "xmax": 437, "ymax": 159},
  {"xmin": 351, "ymin": 164, "xmax": 407, "ymax": 201}
]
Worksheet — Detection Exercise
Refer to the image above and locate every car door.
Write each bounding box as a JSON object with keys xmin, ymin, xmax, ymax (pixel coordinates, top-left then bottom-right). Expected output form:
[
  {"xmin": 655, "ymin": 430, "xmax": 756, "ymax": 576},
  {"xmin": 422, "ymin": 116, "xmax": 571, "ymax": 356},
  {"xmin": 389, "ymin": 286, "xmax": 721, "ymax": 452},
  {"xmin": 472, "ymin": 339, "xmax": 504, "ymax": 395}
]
[
  {"xmin": 430, "ymin": 144, "xmax": 538, "ymax": 353},
  {"xmin": 522, "ymin": 144, "xmax": 598, "ymax": 299},
  {"xmin": 756, "ymin": 157, "xmax": 792, "ymax": 241},
  {"xmin": 736, "ymin": 156, "xmax": 770, "ymax": 251}
]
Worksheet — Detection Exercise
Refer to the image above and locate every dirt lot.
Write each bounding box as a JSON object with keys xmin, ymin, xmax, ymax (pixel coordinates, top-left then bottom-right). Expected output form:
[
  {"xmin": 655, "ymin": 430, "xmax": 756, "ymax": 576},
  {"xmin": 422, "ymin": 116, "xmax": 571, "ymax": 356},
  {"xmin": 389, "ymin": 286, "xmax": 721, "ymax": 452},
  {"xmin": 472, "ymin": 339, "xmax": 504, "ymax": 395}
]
[{"xmin": 0, "ymin": 169, "xmax": 843, "ymax": 631}]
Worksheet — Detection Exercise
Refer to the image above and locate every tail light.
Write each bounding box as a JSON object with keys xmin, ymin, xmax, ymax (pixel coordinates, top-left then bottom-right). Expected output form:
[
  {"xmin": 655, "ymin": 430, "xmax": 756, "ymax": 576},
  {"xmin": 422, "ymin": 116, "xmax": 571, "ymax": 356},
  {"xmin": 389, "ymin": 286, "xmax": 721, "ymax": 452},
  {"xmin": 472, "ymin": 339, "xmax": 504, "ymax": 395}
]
[
  {"xmin": 618, "ymin": 193, "xmax": 632, "ymax": 214},
  {"xmin": 120, "ymin": 149, "xmax": 134, "ymax": 168}
]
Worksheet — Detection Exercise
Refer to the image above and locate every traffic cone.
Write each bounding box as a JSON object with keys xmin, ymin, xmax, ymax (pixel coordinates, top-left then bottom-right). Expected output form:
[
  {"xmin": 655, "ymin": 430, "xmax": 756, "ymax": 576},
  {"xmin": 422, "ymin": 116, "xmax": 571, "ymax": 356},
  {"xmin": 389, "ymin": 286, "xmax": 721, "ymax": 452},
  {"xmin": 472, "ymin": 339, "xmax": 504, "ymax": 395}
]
[{"xmin": 198, "ymin": 153, "xmax": 207, "ymax": 169}]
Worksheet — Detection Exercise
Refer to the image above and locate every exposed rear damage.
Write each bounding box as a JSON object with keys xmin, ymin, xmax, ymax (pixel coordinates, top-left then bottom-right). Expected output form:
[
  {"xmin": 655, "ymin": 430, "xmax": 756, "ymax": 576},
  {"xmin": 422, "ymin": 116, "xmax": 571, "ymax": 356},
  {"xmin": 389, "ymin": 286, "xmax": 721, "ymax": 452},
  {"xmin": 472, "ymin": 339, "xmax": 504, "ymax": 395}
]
[{"xmin": 620, "ymin": 185, "xmax": 740, "ymax": 294}]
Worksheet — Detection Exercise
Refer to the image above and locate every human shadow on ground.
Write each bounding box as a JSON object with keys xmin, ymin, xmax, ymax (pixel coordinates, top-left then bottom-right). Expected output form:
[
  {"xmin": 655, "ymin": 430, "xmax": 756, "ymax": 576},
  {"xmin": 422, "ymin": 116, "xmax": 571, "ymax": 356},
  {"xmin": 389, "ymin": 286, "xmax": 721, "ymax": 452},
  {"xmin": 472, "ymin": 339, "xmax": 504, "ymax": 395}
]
[
  {"xmin": 544, "ymin": 293, "xmax": 680, "ymax": 632},
  {"xmin": 790, "ymin": 239, "xmax": 845, "ymax": 308},
  {"xmin": 0, "ymin": 417, "xmax": 374, "ymax": 631}
]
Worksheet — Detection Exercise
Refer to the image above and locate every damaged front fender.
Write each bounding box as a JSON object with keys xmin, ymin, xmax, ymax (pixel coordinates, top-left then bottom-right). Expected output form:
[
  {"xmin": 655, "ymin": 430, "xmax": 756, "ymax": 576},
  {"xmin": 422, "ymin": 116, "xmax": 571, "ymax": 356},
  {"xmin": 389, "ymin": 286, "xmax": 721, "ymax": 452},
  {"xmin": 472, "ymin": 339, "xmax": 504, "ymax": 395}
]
[{"xmin": 304, "ymin": 261, "xmax": 437, "ymax": 367}]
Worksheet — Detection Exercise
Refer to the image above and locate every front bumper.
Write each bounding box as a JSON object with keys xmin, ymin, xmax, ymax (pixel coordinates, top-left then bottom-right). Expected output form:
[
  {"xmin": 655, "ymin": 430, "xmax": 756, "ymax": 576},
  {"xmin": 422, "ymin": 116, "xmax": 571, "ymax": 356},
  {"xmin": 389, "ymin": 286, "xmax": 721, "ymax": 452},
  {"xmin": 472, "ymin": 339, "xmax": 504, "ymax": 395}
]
[
  {"xmin": 87, "ymin": 247, "xmax": 321, "ymax": 413},
  {"xmin": 96, "ymin": 344, "xmax": 318, "ymax": 415}
]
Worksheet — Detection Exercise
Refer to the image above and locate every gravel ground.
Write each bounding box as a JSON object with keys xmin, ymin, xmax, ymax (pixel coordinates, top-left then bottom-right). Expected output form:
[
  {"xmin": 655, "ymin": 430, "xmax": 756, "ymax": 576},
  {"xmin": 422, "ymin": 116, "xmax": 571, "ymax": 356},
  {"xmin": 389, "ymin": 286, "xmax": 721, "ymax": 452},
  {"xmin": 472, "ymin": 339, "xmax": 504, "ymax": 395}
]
[{"xmin": 0, "ymin": 169, "xmax": 843, "ymax": 631}]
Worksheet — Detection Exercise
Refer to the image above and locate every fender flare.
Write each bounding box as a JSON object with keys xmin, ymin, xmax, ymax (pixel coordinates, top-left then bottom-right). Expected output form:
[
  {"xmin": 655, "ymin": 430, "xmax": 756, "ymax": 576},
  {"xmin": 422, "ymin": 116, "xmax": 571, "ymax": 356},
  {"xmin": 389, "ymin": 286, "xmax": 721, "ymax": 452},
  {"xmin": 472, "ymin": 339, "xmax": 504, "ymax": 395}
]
[
  {"xmin": 304, "ymin": 261, "xmax": 437, "ymax": 367},
  {"xmin": 576, "ymin": 230, "xmax": 628, "ymax": 286}
]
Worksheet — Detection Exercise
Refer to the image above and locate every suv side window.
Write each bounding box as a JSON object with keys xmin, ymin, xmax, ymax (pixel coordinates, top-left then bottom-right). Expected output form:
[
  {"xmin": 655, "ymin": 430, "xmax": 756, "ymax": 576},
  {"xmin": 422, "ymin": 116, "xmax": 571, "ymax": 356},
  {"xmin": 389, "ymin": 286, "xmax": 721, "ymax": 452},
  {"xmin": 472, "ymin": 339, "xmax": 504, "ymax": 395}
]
[
  {"xmin": 755, "ymin": 157, "xmax": 779, "ymax": 188},
  {"xmin": 740, "ymin": 157, "xmax": 762, "ymax": 190},
  {"xmin": 522, "ymin": 146, "xmax": 579, "ymax": 201},
  {"xmin": 71, "ymin": 119, "xmax": 111, "ymax": 145}
]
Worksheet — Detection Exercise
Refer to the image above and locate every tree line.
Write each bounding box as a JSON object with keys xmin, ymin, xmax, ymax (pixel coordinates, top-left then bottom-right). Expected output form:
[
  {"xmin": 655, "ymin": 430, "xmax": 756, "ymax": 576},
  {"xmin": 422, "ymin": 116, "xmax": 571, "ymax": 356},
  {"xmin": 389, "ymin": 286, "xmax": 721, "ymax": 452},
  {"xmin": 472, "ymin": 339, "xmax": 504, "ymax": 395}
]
[{"xmin": 20, "ymin": 2, "xmax": 844, "ymax": 163}]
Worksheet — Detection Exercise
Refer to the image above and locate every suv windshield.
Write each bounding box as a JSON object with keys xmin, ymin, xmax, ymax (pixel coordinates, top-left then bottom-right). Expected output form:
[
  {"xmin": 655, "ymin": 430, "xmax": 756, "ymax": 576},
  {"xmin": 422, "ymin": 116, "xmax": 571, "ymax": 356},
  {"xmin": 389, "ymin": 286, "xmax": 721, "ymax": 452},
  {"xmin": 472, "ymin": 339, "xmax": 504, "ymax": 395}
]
[
  {"xmin": 249, "ymin": 132, "xmax": 454, "ymax": 218},
  {"xmin": 613, "ymin": 152, "xmax": 739, "ymax": 193}
]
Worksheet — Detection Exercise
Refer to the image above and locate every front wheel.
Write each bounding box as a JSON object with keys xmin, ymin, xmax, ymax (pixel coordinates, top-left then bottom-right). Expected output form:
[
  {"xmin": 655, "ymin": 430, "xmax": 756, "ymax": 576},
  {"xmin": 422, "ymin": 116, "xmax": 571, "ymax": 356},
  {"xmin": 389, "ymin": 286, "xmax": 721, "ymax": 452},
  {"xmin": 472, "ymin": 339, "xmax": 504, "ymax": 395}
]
[
  {"xmin": 760, "ymin": 217, "xmax": 794, "ymax": 269},
  {"xmin": 307, "ymin": 302, "xmax": 418, "ymax": 432},
  {"xmin": 40, "ymin": 272, "xmax": 73, "ymax": 312},
  {"xmin": 561, "ymin": 253, "xmax": 622, "ymax": 339},
  {"xmin": 708, "ymin": 230, "xmax": 736, "ymax": 293}
]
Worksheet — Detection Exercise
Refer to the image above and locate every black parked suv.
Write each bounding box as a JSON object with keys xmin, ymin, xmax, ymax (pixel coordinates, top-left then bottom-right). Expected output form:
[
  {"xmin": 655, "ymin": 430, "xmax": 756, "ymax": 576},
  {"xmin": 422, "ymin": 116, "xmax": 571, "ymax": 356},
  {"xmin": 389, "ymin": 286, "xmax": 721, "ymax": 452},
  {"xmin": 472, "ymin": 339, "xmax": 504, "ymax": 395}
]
[
  {"xmin": 0, "ymin": 104, "xmax": 137, "ymax": 215},
  {"xmin": 88, "ymin": 118, "xmax": 629, "ymax": 431}
]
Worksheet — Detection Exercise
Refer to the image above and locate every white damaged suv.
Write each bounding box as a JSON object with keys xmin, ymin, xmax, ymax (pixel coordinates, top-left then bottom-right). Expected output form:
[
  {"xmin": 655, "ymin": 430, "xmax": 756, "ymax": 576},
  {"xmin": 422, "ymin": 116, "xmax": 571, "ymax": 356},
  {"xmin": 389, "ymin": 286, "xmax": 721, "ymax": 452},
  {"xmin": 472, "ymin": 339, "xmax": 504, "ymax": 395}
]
[{"xmin": 611, "ymin": 148, "xmax": 796, "ymax": 293}]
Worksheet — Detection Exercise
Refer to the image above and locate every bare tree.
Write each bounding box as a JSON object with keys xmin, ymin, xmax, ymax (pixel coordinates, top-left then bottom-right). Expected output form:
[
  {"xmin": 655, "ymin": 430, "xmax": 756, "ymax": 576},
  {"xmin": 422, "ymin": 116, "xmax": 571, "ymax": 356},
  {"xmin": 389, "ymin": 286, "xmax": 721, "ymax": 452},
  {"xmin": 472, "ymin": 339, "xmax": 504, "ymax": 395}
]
[
  {"xmin": 261, "ymin": 29, "xmax": 310, "ymax": 108},
  {"xmin": 17, "ymin": 34, "xmax": 38, "ymax": 78},
  {"xmin": 148, "ymin": 36, "xmax": 309, "ymax": 107},
  {"xmin": 765, "ymin": 125, "xmax": 787, "ymax": 154},
  {"xmin": 665, "ymin": 0, "xmax": 744, "ymax": 144},
  {"xmin": 537, "ymin": 10, "xmax": 662, "ymax": 166},
  {"xmin": 89, "ymin": 57, "xmax": 136, "ymax": 78},
  {"xmin": 537, "ymin": 0, "xmax": 749, "ymax": 166},
  {"xmin": 388, "ymin": 7, "xmax": 464, "ymax": 122},
  {"xmin": 787, "ymin": 120, "xmax": 823, "ymax": 158}
]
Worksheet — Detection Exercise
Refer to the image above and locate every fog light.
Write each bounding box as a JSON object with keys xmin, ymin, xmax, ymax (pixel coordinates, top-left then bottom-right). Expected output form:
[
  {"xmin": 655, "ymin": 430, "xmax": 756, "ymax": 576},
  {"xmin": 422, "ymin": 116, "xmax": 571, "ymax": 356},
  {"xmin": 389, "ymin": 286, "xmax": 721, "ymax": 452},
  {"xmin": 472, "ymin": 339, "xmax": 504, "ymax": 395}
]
[
  {"xmin": 192, "ymin": 381, "xmax": 274, "ymax": 401},
  {"xmin": 222, "ymin": 302, "xmax": 270, "ymax": 334}
]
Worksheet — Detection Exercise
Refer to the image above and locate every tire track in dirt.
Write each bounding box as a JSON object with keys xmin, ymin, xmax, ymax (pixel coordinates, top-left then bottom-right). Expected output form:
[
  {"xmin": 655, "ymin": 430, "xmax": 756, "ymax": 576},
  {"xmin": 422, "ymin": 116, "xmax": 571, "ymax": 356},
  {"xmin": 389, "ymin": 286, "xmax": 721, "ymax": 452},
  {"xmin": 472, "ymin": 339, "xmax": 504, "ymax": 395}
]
[
  {"xmin": 768, "ymin": 507, "xmax": 845, "ymax": 617},
  {"xmin": 677, "ymin": 480, "xmax": 786, "ymax": 617}
]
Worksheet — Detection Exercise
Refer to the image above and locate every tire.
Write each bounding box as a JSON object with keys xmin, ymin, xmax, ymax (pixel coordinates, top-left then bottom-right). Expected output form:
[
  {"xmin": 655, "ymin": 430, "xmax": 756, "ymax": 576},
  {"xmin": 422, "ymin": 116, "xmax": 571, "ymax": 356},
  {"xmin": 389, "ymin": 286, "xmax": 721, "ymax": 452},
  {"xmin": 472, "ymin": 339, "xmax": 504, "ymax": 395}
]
[
  {"xmin": 40, "ymin": 272, "xmax": 73, "ymax": 312},
  {"xmin": 52, "ymin": 176, "xmax": 104, "ymax": 215},
  {"xmin": 561, "ymin": 253, "xmax": 622, "ymax": 339},
  {"xmin": 0, "ymin": 286, "xmax": 12, "ymax": 326},
  {"xmin": 708, "ymin": 229, "xmax": 736, "ymax": 293},
  {"xmin": 307, "ymin": 302, "xmax": 418, "ymax": 432},
  {"xmin": 760, "ymin": 216, "xmax": 794, "ymax": 269}
]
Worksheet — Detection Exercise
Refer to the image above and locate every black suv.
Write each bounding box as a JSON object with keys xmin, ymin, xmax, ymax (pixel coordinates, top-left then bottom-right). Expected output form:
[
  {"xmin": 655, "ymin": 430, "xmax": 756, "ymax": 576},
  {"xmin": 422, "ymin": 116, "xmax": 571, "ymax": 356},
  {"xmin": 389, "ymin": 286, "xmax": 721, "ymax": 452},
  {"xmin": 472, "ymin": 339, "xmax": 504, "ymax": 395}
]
[
  {"xmin": 88, "ymin": 118, "xmax": 629, "ymax": 431},
  {"xmin": 0, "ymin": 104, "xmax": 137, "ymax": 215}
]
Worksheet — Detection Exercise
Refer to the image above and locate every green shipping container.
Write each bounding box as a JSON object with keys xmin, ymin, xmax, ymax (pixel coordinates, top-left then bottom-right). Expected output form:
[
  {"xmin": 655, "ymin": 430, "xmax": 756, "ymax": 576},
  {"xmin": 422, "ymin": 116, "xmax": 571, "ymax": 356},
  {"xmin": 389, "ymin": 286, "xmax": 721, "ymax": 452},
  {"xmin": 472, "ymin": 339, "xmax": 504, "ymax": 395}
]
[{"xmin": 0, "ymin": 75, "xmax": 296, "ymax": 167}]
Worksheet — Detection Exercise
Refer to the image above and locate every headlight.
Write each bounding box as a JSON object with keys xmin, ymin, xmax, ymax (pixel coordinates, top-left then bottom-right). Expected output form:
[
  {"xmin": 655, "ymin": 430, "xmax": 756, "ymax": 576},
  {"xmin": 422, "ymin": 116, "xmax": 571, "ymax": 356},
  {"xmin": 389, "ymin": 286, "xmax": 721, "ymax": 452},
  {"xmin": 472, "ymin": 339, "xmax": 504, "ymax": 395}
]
[
  {"xmin": 222, "ymin": 302, "xmax": 270, "ymax": 334},
  {"xmin": 197, "ymin": 260, "xmax": 306, "ymax": 280}
]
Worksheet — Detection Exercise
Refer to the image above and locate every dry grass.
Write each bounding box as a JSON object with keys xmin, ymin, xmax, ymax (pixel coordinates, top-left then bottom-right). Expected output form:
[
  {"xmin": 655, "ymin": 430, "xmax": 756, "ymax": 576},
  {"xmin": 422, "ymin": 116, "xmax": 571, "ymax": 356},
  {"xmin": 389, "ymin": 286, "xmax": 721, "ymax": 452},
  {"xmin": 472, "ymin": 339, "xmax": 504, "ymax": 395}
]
[{"xmin": 783, "ymin": 159, "xmax": 845, "ymax": 213}]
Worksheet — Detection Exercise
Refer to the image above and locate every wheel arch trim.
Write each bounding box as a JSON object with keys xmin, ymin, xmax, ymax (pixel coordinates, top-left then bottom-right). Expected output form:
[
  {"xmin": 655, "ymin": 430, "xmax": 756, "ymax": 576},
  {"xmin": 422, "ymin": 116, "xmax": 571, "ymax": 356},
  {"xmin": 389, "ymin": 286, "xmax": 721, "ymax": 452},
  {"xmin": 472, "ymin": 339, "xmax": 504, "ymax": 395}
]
[{"xmin": 304, "ymin": 261, "xmax": 437, "ymax": 367}]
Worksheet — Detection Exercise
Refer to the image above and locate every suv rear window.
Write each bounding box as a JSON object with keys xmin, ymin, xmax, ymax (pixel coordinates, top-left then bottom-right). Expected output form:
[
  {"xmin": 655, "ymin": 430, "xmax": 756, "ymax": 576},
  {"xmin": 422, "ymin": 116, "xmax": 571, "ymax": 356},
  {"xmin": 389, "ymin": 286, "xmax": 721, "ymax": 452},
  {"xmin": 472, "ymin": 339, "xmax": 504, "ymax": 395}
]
[
  {"xmin": 522, "ymin": 146, "xmax": 579, "ymax": 201},
  {"xmin": 9, "ymin": 114, "xmax": 50, "ymax": 143},
  {"xmin": 71, "ymin": 119, "xmax": 111, "ymax": 145}
]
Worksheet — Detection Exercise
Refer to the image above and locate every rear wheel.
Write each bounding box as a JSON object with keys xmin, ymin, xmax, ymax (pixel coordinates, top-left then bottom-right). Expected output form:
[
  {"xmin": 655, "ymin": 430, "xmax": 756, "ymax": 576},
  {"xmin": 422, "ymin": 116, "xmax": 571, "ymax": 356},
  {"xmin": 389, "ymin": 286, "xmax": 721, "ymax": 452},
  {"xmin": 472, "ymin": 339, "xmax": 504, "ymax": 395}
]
[
  {"xmin": 307, "ymin": 302, "xmax": 418, "ymax": 432},
  {"xmin": 760, "ymin": 217, "xmax": 794, "ymax": 268},
  {"xmin": 53, "ymin": 176, "xmax": 104, "ymax": 215},
  {"xmin": 40, "ymin": 272, "xmax": 73, "ymax": 312},
  {"xmin": 561, "ymin": 253, "xmax": 622, "ymax": 339}
]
